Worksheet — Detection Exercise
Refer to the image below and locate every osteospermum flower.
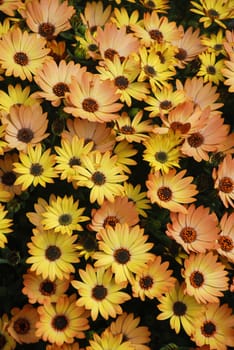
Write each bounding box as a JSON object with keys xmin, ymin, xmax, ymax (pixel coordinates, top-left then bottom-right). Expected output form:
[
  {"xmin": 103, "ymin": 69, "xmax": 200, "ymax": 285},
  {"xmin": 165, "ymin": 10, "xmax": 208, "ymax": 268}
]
[
  {"xmin": 36, "ymin": 294, "xmax": 90, "ymax": 345},
  {"xmin": 7, "ymin": 304, "xmax": 40, "ymax": 344},
  {"xmin": 80, "ymin": 0, "xmax": 112, "ymax": 32},
  {"xmin": 113, "ymin": 140, "xmax": 137, "ymax": 174},
  {"xmin": 166, "ymin": 204, "xmax": 220, "ymax": 253},
  {"xmin": 123, "ymin": 182, "xmax": 151, "ymax": 218},
  {"xmin": 26, "ymin": 194, "xmax": 56, "ymax": 230},
  {"xmin": 64, "ymin": 72, "xmax": 123, "ymax": 123},
  {"xmin": 26, "ymin": 230, "xmax": 79, "ymax": 281},
  {"xmin": 191, "ymin": 303, "xmax": 234, "ymax": 350},
  {"xmin": 146, "ymin": 169, "xmax": 198, "ymax": 214},
  {"xmin": 93, "ymin": 223, "xmax": 154, "ymax": 284},
  {"xmin": 157, "ymin": 282, "xmax": 205, "ymax": 336},
  {"xmin": 0, "ymin": 313, "xmax": 16, "ymax": 350},
  {"xmin": 212, "ymin": 154, "xmax": 234, "ymax": 208},
  {"xmin": 201, "ymin": 29, "xmax": 225, "ymax": 56},
  {"xmin": 21, "ymin": 0, "xmax": 75, "ymax": 39},
  {"xmin": 0, "ymin": 0, "xmax": 22, "ymax": 16},
  {"xmin": 182, "ymin": 252, "xmax": 229, "ymax": 304},
  {"xmin": 131, "ymin": 255, "xmax": 175, "ymax": 301},
  {"xmin": 87, "ymin": 331, "xmax": 134, "ymax": 350},
  {"xmin": 222, "ymin": 53, "xmax": 234, "ymax": 92},
  {"xmin": 13, "ymin": 144, "xmax": 57, "ymax": 190},
  {"xmin": 0, "ymin": 84, "xmax": 38, "ymax": 113},
  {"xmin": 197, "ymin": 52, "xmax": 224, "ymax": 85},
  {"xmin": 110, "ymin": 6, "xmax": 141, "ymax": 29},
  {"xmin": 109, "ymin": 312, "xmax": 151, "ymax": 350},
  {"xmin": 0, "ymin": 26, "xmax": 50, "ymax": 81},
  {"xmin": 0, "ymin": 204, "xmax": 13, "ymax": 248},
  {"xmin": 216, "ymin": 212, "xmax": 234, "ymax": 263},
  {"xmin": 72, "ymin": 265, "xmax": 131, "ymax": 320},
  {"xmin": 2, "ymin": 104, "xmax": 49, "ymax": 152},
  {"xmin": 139, "ymin": 0, "xmax": 170, "ymax": 12},
  {"xmin": 41, "ymin": 195, "xmax": 89, "ymax": 235},
  {"xmin": 0, "ymin": 153, "xmax": 22, "ymax": 199}
]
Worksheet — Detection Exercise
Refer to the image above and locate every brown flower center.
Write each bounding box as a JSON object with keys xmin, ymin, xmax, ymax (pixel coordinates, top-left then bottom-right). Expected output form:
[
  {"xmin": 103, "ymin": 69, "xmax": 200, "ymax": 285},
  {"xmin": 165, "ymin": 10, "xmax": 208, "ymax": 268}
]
[
  {"xmin": 82, "ymin": 98, "xmax": 99, "ymax": 113},
  {"xmin": 52, "ymin": 315, "xmax": 68, "ymax": 331},
  {"xmin": 58, "ymin": 214, "xmax": 72, "ymax": 226},
  {"xmin": 207, "ymin": 9, "xmax": 219, "ymax": 19},
  {"xmin": 38, "ymin": 22, "xmax": 55, "ymax": 39},
  {"xmin": 52, "ymin": 82, "xmax": 69, "ymax": 97},
  {"xmin": 17, "ymin": 128, "xmax": 34, "ymax": 143},
  {"xmin": 173, "ymin": 301, "xmax": 187, "ymax": 316},
  {"xmin": 14, "ymin": 52, "xmax": 29, "ymax": 66},
  {"xmin": 187, "ymin": 132, "xmax": 204, "ymax": 148},
  {"xmin": 39, "ymin": 280, "xmax": 56, "ymax": 296},
  {"xmin": 91, "ymin": 171, "xmax": 106, "ymax": 185},
  {"xmin": 149, "ymin": 29, "xmax": 163, "ymax": 43},
  {"xmin": 13, "ymin": 318, "xmax": 30, "ymax": 334},
  {"xmin": 92, "ymin": 285, "xmax": 107, "ymax": 300},
  {"xmin": 201, "ymin": 321, "xmax": 216, "ymax": 337},
  {"xmin": 157, "ymin": 186, "xmax": 172, "ymax": 201},
  {"xmin": 0, "ymin": 334, "xmax": 6, "ymax": 348},
  {"xmin": 160, "ymin": 100, "xmax": 172, "ymax": 110},
  {"xmin": 171, "ymin": 122, "xmax": 191, "ymax": 134},
  {"xmin": 69, "ymin": 156, "xmax": 81, "ymax": 167},
  {"xmin": 114, "ymin": 76, "xmax": 129, "ymax": 89},
  {"xmin": 144, "ymin": 65, "xmax": 156, "ymax": 77},
  {"xmin": 1, "ymin": 171, "xmax": 16, "ymax": 186},
  {"xmin": 104, "ymin": 48, "xmax": 118, "ymax": 61},
  {"xmin": 214, "ymin": 44, "xmax": 223, "ymax": 51},
  {"xmin": 206, "ymin": 65, "xmax": 216, "ymax": 75},
  {"xmin": 88, "ymin": 43, "xmax": 98, "ymax": 52},
  {"xmin": 45, "ymin": 245, "xmax": 61, "ymax": 261},
  {"xmin": 175, "ymin": 48, "xmax": 188, "ymax": 61},
  {"xmin": 103, "ymin": 216, "xmax": 119, "ymax": 228},
  {"xmin": 80, "ymin": 234, "xmax": 97, "ymax": 252},
  {"xmin": 189, "ymin": 271, "xmax": 204, "ymax": 288},
  {"xmin": 30, "ymin": 163, "xmax": 43, "ymax": 176},
  {"xmin": 218, "ymin": 177, "xmax": 233, "ymax": 193},
  {"xmin": 145, "ymin": 0, "xmax": 156, "ymax": 8},
  {"xmin": 114, "ymin": 248, "xmax": 131, "ymax": 264},
  {"xmin": 218, "ymin": 236, "xmax": 233, "ymax": 252},
  {"xmin": 180, "ymin": 227, "xmax": 197, "ymax": 243},
  {"xmin": 156, "ymin": 51, "xmax": 166, "ymax": 64},
  {"xmin": 139, "ymin": 275, "xmax": 154, "ymax": 290},
  {"xmin": 155, "ymin": 151, "xmax": 168, "ymax": 163},
  {"xmin": 120, "ymin": 125, "xmax": 135, "ymax": 134}
]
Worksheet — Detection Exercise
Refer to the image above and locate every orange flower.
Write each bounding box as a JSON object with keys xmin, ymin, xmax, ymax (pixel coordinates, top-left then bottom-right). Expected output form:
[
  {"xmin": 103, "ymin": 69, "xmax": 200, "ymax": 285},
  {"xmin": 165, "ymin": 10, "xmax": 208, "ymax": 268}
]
[
  {"xmin": 81, "ymin": 0, "xmax": 112, "ymax": 32},
  {"xmin": 222, "ymin": 53, "xmax": 234, "ymax": 92},
  {"xmin": 216, "ymin": 212, "xmax": 234, "ymax": 263},
  {"xmin": 0, "ymin": 0, "xmax": 22, "ymax": 16}
]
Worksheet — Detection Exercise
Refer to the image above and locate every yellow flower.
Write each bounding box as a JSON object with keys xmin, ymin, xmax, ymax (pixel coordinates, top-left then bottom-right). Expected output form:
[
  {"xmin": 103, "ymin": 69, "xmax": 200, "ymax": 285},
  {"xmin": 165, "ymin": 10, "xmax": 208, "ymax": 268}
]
[
  {"xmin": 0, "ymin": 0, "xmax": 22, "ymax": 16},
  {"xmin": 111, "ymin": 6, "xmax": 141, "ymax": 28},
  {"xmin": 123, "ymin": 182, "xmax": 151, "ymax": 217},
  {"xmin": 0, "ymin": 84, "xmax": 38, "ymax": 113},
  {"xmin": 197, "ymin": 51, "xmax": 225, "ymax": 85},
  {"xmin": 201, "ymin": 29, "xmax": 226, "ymax": 56},
  {"xmin": 87, "ymin": 331, "xmax": 134, "ymax": 350},
  {"xmin": 0, "ymin": 204, "xmax": 13, "ymax": 249},
  {"xmin": 113, "ymin": 140, "xmax": 137, "ymax": 174},
  {"xmin": 0, "ymin": 124, "xmax": 8, "ymax": 155}
]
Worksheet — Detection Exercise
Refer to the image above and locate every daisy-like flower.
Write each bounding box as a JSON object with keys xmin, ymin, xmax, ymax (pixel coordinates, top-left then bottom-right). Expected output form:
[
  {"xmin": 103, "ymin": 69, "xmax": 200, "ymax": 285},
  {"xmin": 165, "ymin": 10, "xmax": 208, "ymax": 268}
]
[
  {"xmin": 123, "ymin": 182, "xmax": 151, "ymax": 218},
  {"xmin": 190, "ymin": 0, "xmax": 232, "ymax": 29},
  {"xmin": 166, "ymin": 204, "xmax": 219, "ymax": 253},
  {"xmin": 0, "ymin": 26, "xmax": 51, "ymax": 81},
  {"xmin": 139, "ymin": 0, "xmax": 170, "ymax": 12},
  {"xmin": 22, "ymin": 269, "xmax": 70, "ymax": 304},
  {"xmin": 41, "ymin": 195, "xmax": 89, "ymax": 235},
  {"xmin": 143, "ymin": 131, "xmax": 182, "ymax": 173},
  {"xmin": 2, "ymin": 104, "xmax": 49, "ymax": 152},
  {"xmin": 182, "ymin": 251, "xmax": 229, "ymax": 304},
  {"xmin": 46, "ymin": 39, "xmax": 67, "ymax": 63},
  {"xmin": 144, "ymin": 84, "xmax": 185, "ymax": 117},
  {"xmin": 80, "ymin": 0, "xmax": 112, "ymax": 33},
  {"xmin": 26, "ymin": 194, "xmax": 56, "ymax": 230},
  {"xmin": 72, "ymin": 265, "xmax": 131, "ymax": 321},
  {"xmin": 13, "ymin": 144, "xmax": 57, "ymax": 191},
  {"xmin": 197, "ymin": 52, "xmax": 225, "ymax": 85},
  {"xmin": 191, "ymin": 302, "xmax": 234, "ymax": 350},
  {"xmin": 90, "ymin": 196, "xmax": 139, "ymax": 232},
  {"xmin": 21, "ymin": 0, "xmax": 75, "ymax": 40},
  {"xmin": 0, "ymin": 313, "xmax": 16, "ymax": 350},
  {"xmin": 0, "ymin": 204, "xmax": 13, "ymax": 249},
  {"xmin": 0, "ymin": 0, "xmax": 22, "ymax": 16},
  {"xmin": 146, "ymin": 169, "xmax": 198, "ymax": 214},
  {"xmin": 97, "ymin": 55, "xmax": 150, "ymax": 107},
  {"xmin": 0, "ymin": 153, "xmax": 22, "ymax": 199},
  {"xmin": 27, "ymin": 229, "xmax": 79, "ymax": 281},
  {"xmin": 222, "ymin": 52, "xmax": 234, "ymax": 92},
  {"xmin": 74, "ymin": 151, "xmax": 128, "ymax": 205},
  {"xmin": 7, "ymin": 304, "xmax": 39, "ymax": 344},
  {"xmin": 216, "ymin": 212, "xmax": 234, "ymax": 263},
  {"xmin": 110, "ymin": 7, "xmax": 141, "ymax": 29},
  {"xmin": 0, "ymin": 84, "xmax": 38, "ymax": 113},
  {"xmin": 114, "ymin": 110, "xmax": 152, "ymax": 143},
  {"xmin": 131, "ymin": 255, "xmax": 175, "ymax": 300},
  {"xmin": 64, "ymin": 72, "xmax": 123, "ymax": 123},
  {"xmin": 201, "ymin": 29, "xmax": 225, "ymax": 56},
  {"xmin": 34, "ymin": 60, "xmax": 86, "ymax": 107},
  {"xmin": 87, "ymin": 331, "xmax": 134, "ymax": 350},
  {"xmin": 109, "ymin": 312, "xmax": 151, "ymax": 350},
  {"xmin": 213, "ymin": 154, "xmax": 234, "ymax": 208},
  {"xmin": 94, "ymin": 223, "xmax": 154, "ymax": 284},
  {"xmin": 55, "ymin": 135, "xmax": 94, "ymax": 183},
  {"xmin": 76, "ymin": 232, "xmax": 98, "ymax": 260},
  {"xmin": 75, "ymin": 29, "xmax": 101, "ymax": 61},
  {"xmin": 36, "ymin": 294, "xmax": 90, "ymax": 345},
  {"xmin": 113, "ymin": 140, "xmax": 137, "ymax": 174},
  {"xmin": 157, "ymin": 281, "xmax": 205, "ymax": 336},
  {"xmin": 62, "ymin": 118, "xmax": 115, "ymax": 153}
]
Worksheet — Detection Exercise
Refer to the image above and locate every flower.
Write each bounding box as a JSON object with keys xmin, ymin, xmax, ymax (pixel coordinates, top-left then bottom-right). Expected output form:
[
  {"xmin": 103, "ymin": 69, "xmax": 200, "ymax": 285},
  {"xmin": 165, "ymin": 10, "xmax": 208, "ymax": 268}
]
[
  {"xmin": 93, "ymin": 223, "xmax": 154, "ymax": 284},
  {"xmin": 131, "ymin": 255, "xmax": 175, "ymax": 300},
  {"xmin": 26, "ymin": 194, "xmax": 56, "ymax": 230},
  {"xmin": 166, "ymin": 204, "xmax": 220, "ymax": 253},
  {"xmin": 111, "ymin": 6, "xmax": 141, "ymax": 29},
  {"xmin": 182, "ymin": 252, "xmax": 229, "ymax": 304},
  {"xmin": 0, "ymin": 204, "xmax": 13, "ymax": 248},
  {"xmin": 0, "ymin": 313, "xmax": 16, "ymax": 350},
  {"xmin": 0, "ymin": 84, "xmax": 38, "ymax": 113},
  {"xmin": 22, "ymin": 269, "xmax": 70, "ymax": 304},
  {"xmin": 216, "ymin": 212, "xmax": 234, "ymax": 263},
  {"xmin": 201, "ymin": 29, "xmax": 225, "ymax": 56},
  {"xmin": 0, "ymin": 124, "xmax": 8, "ymax": 155},
  {"xmin": 108, "ymin": 312, "xmax": 151, "ymax": 350},
  {"xmin": 76, "ymin": 232, "xmax": 98, "ymax": 260},
  {"xmin": 72, "ymin": 265, "xmax": 131, "ymax": 320},
  {"xmin": 0, "ymin": 0, "xmax": 22, "ymax": 16},
  {"xmin": 87, "ymin": 331, "xmax": 134, "ymax": 350},
  {"xmin": 81, "ymin": 0, "xmax": 112, "ymax": 32},
  {"xmin": 197, "ymin": 52, "xmax": 224, "ymax": 85},
  {"xmin": 26, "ymin": 230, "xmax": 79, "ymax": 281},
  {"xmin": 41, "ymin": 195, "xmax": 89, "ymax": 235},
  {"xmin": 222, "ymin": 53, "xmax": 234, "ymax": 92},
  {"xmin": 157, "ymin": 281, "xmax": 205, "ymax": 335},
  {"xmin": 0, "ymin": 152, "xmax": 22, "ymax": 199},
  {"xmin": 21, "ymin": 0, "xmax": 75, "ymax": 39},
  {"xmin": 146, "ymin": 169, "xmax": 198, "ymax": 214},
  {"xmin": 36, "ymin": 294, "xmax": 90, "ymax": 345},
  {"xmin": 7, "ymin": 304, "xmax": 39, "ymax": 344},
  {"xmin": 13, "ymin": 144, "xmax": 57, "ymax": 190},
  {"xmin": 123, "ymin": 182, "xmax": 151, "ymax": 217},
  {"xmin": 113, "ymin": 140, "xmax": 137, "ymax": 174},
  {"xmin": 191, "ymin": 303, "xmax": 234, "ymax": 350},
  {"xmin": 74, "ymin": 151, "xmax": 128, "ymax": 205},
  {"xmin": 0, "ymin": 26, "xmax": 50, "ymax": 81},
  {"xmin": 212, "ymin": 154, "xmax": 234, "ymax": 208},
  {"xmin": 64, "ymin": 72, "xmax": 123, "ymax": 123},
  {"xmin": 139, "ymin": 0, "xmax": 170, "ymax": 12},
  {"xmin": 90, "ymin": 196, "xmax": 139, "ymax": 232},
  {"xmin": 46, "ymin": 344, "xmax": 81, "ymax": 350},
  {"xmin": 2, "ymin": 104, "xmax": 49, "ymax": 152}
]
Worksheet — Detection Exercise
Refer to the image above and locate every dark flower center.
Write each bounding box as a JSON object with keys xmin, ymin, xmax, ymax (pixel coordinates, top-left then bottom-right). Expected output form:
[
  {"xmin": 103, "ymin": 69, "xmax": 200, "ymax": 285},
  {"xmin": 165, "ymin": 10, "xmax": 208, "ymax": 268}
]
[
  {"xmin": 120, "ymin": 125, "xmax": 135, "ymax": 134},
  {"xmin": 173, "ymin": 301, "xmax": 187, "ymax": 316},
  {"xmin": 81, "ymin": 235, "xmax": 97, "ymax": 252},
  {"xmin": 155, "ymin": 151, "xmax": 168, "ymax": 163},
  {"xmin": 114, "ymin": 76, "xmax": 129, "ymax": 89},
  {"xmin": 103, "ymin": 216, "xmax": 119, "ymax": 228},
  {"xmin": 13, "ymin": 318, "xmax": 30, "ymax": 334},
  {"xmin": 45, "ymin": 245, "xmax": 61, "ymax": 261},
  {"xmin": 218, "ymin": 236, "xmax": 233, "ymax": 252},
  {"xmin": 58, "ymin": 214, "xmax": 72, "ymax": 226},
  {"xmin": 214, "ymin": 44, "xmax": 223, "ymax": 51},
  {"xmin": 175, "ymin": 48, "xmax": 188, "ymax": 61},
  {"xmin": 188, "ymin": 132, "xmax": 204, "ymax": 148},
  {"xmin": 92, "ymin": 285, "xmax": 107, "ymax": 300},
  {"xmin": 88, "ymin": 44, "xmax": 98, "ymax": 52},
  {"xmin": 2, "ymin": 171, "xmax": 16, "ymax": 186},
  {"xmin": 38, "ymin": 22, "xmax": 55, "ymax": 39},
  {"xmin": 144, "ymin": 65, "xmax": 156, "ymax": 77},
  {"xmin": 171, "ymin": 122, "xmax": 191, "ymax": 134},
  {"xmin": 218, "ymin": 177, "xmax": 233, "ymax": 193},
  {"xmin": 114, "ymin": 248, "xmax": 131, "ymax": 264},
  {"xmin": 156, "ymin": 51, "xmax": 166, "ymax": 63},
  {"xmin": 52, "ymin": 315, "xmax": 68, "ymax": 331},
  {"xmin": 207, "ymin": 9, "xmax": 219, "ymax": 19},
  {"xmin": 30, "ymin": 163, "xmax": 43, "ymax": 176},
  {"xmin": 139, "ymin": 275, "xmax": 153, "ymax": 290},
  {"xmin": 160, "ymin": 100, "xmax": 172, "ymax": 110},
  {"xmin": 145, "ymin": 0, "xmax": 156, "ymax": 8},
  {"xmin": 190, "ymin": 271, "xmax": 204, "ymax": 288},
  {"xmin": 149, "ymin": 29, "xmax": 163, "ymax": 43},
  {"xmin": 180, "ymin": 227, "xmax": 197, "ymax": 243},
  {"xmin": 14, "ymin": 52, "xmax": 29, "ymax": 66},
  {"xmin": 0, "ymin": 334, "xmax": 6, "ymax": 348},
  {"xmin": 206, "ymin": 65, "xmax": 216, "ymax": 75},
  {"xmin": 91, "ymin": 171, "xmax": 106, "ymax": 185},
  {"xmin": 157, "ymin": 186, "xmax": 172, "ymax": 201},
  {"xmin": 69, "ymin": 156, "xmax": 81, "ymax": 167},
  {"xmin": 52, "ymin": 82, "xmax": 69, "ymax": 97},
  {"xmin": 17, "ymin": 128, "xmax": 34, "ymax": 143},
  {"xmin": 201, "ymin": 321, "xmax": 216, "ymax": 337},
  {"xmin": 104, "ymin": 48, "xmax": 118, "ymax": 61},
  {"xmin": 40, "ymin": 280, "xmax": 56, "ymax": 296},
  {"xmin": 82, "ymin": 98, "xmax": 99, "ymax": 112}
]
